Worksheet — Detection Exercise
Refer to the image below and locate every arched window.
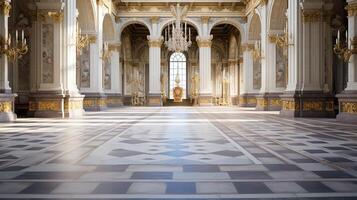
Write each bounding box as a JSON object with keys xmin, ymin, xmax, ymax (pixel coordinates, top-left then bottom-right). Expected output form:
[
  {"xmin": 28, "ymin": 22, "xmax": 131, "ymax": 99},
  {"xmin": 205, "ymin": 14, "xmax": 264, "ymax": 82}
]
[{"xmin": 169, "ymin": 52, "xmax": 187, "ymax": 99}]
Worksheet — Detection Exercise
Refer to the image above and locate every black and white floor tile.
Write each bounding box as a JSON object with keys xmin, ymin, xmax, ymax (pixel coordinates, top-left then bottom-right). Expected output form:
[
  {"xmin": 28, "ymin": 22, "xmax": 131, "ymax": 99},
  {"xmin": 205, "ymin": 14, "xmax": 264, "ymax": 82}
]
[{"xmin": 0, "ymin": 107, "xmax": 357, "ymax": 199}]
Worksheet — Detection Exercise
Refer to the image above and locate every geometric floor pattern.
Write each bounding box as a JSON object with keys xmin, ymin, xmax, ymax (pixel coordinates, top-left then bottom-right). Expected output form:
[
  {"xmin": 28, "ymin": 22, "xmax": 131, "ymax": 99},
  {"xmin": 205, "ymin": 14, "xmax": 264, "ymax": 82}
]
[{"xmin": 0, "ymin": 107, "xmax": 357, "ymax": 199}]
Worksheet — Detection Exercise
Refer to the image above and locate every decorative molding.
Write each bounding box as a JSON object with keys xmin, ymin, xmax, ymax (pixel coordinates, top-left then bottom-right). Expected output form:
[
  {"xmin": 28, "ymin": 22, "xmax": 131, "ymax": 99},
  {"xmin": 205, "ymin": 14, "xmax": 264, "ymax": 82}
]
[
  {"xmin": 270, "ymin": 99, "xmax": 282, "ymax": 107},
  {"xmin": 241, "ymin": 43, "xmax": 254, "ymax": 51},
  {"xmin": 0, "ymin": 101, "xmax": 12, "ymax": 112},
  {"xmin": 38, "ymin": 11, "xmax": 63, "ymax": 23},
  {"xmin": 83, "ymin": 98, "xmax": 107, "ymax": 108},
  {"xmin": 148, "ymin": 38, "xmax": 163, "ymax": 48},
  {"xmin": 0, "ymin": 0, "xmax": 11, "ymax": 16},
  {"xmin": 303, "ymin": 101, "xmax": 323, "ymax": 111},
  {"xmin": 150, "ymin": 16, "xmax": 159, "ymax": 24},
  {"xmin": 346, "ymin": 3, "xmax": 357, "ymax": 17},
  {"xmin": 196, "ymin": 35, "xmax": 213, "ymax": 48},
  {"xmin": 282, "ymin": 100, "xmax": 299, "ymax": 111},
  {"xmin": 109, "ymin": 42, "xmax": 121, "ymax": 52},
  {"xmin": 257, "ymin": 98, "xmax": 268, "ymax": 108},
  {"xmin": 201, "ymin": 16, "xmax": 210, "ymax": 24},
  {"xmin": 29, "ymin": 100, "xmax": 61, "ymax": 112},
  {"xmin": 341, "ymin": 102, "xmax": 357, "ymax": 114},
  {"xmin": 245, "ymin": 0, "xmax": 268, "ymax": 15},
  {"xmin": 302, "ymin": 10, "xmax": 322, "ymax": 23},
  {"xmin": 64, "ymin": 101, "xmax": 83, "ymax": 111},
  {"xmin": 89, "ymin": 35, "xmax": 97, "ymax": 43}
]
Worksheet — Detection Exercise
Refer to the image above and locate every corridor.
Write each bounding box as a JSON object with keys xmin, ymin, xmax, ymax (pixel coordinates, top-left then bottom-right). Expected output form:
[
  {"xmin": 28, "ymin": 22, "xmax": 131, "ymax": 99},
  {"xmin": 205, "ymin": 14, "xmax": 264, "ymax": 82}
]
[{"xmin": 0, "ymin": 107, "xmax": 357, "ymax": 199}]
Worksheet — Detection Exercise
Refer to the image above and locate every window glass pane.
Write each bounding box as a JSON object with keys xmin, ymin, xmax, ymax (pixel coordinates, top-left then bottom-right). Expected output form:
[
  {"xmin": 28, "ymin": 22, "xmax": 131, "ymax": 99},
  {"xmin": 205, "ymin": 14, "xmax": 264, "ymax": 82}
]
[{"xmin": 169, "ymin": 53, "xmax": 187, "ymax": 99}]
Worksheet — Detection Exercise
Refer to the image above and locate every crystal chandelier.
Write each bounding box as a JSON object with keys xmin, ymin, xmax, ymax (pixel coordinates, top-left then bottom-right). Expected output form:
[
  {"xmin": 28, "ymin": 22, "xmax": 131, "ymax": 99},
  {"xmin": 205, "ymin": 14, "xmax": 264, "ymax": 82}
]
[{"xmin": 164, "ymin": 3, "xmax": 192, "ymax": 52}]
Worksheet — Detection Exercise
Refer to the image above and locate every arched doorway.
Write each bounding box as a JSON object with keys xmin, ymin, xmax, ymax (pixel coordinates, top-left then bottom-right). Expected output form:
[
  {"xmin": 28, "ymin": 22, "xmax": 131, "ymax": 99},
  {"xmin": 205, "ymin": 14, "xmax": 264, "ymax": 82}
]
[
  {"xmin": 160, "ymin": 22, "xmax": 199, "ymax": 106},
  {"xmin": 209, "ymin": 24, "xmax": 241, "ymax": 105},
  {"xmin": 169, "ymin": 52, "xmax": 187, "ymax": 100},
  {"xmin": 120, "ymin": 24, "xmax": 150, "ymax": 105}
]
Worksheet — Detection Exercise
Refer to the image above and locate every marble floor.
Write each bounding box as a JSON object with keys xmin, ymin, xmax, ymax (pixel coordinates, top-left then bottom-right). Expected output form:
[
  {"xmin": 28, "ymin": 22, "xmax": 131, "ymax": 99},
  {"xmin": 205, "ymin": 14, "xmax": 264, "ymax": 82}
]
[{"xmin": 1, "ymin": 107, "xmax": 357, "ymax": 200}]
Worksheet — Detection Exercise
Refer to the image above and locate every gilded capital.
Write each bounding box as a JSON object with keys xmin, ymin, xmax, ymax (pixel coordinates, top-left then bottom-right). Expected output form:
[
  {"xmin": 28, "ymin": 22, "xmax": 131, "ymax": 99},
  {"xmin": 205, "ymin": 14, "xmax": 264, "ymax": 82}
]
[
  {"xmin": 201, "ymin": 16, "xmax": 210, "ymax": 24},
  {"xmin": 148, "ymin": 37, "xmax": 163, "ymax": 48},
  {"xmin": 150, "ymin": 16, "xmax": 159, "ymax": 24},
  {"xmin": 302, "ymin": 10, "xmax": 322, "ymax": 23},
  {"xmin": 346, "ymin": 3, "xmax": 357, "ymax": 16},
  {"xmin": 196, "ymin": 35, "xmax": 213, "ymax": 48},
  {"xmin": 0, "ymin": 0, "xmax": 11, "ymax": 16}
]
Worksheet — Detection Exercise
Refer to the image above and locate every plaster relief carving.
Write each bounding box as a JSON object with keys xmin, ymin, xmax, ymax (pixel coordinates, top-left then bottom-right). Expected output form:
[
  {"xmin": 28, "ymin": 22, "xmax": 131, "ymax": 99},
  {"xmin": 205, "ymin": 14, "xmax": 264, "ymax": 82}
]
[
  {"xmin": 41, "ymin": 24, "xmax": 54, "ymax": 84},
  {"xmin": 253, "ymin": 59, "xmax": 261, "ymax": 90}
]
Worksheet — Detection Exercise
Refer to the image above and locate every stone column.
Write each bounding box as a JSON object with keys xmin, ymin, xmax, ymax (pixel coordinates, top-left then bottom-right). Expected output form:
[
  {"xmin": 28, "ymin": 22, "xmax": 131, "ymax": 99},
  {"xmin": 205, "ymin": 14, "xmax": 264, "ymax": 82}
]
[
  {"xmin": 197, "ymin": 35, "xmax": 213, "ymax": 105},
  {"xmin": 106, "ymin": 42, "xmax": 123, "ymax": 107},
  {"xmin": 281, "ymin": 0, "xmax": 334, "ymax": 118},
  {"xmin": 82, "ymin": 1, "xmax": 106, "ymax": 111},
  {"xmin": 255, "ymin": 1, "xmax": 271, "ymax": 111},
  {"xmin": 0, "ymin": 0, "xmax": 16, "ymax": 122},
  {"xmin": 337, "ymin": 0, "xmax": 357, "ymax": 122},
  {"xmin": 239, "ymin": 43, "xmax": 257, "ymax": 107},
  {"xmin": 228, "ymin": 59, "xmax": 238, "ymax": 105},
  {"xmin": 28, "ymin": 0, "xmax": 84, "ymax": 118},
  {"xmin": 147, "ymin": 36, "xmax": 162, "ymax": 106}
]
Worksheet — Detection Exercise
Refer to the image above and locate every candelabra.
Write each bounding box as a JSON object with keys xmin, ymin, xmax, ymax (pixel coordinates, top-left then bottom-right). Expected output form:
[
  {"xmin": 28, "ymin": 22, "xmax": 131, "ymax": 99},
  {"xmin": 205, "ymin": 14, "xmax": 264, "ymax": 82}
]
[
  {"xmin": 334, "ymin": 30, "xmax": 357, "ymax": 62},
  {"xmin": 252, "ymin": 40, "xmax": 262, "ymax": 61},
  {"xmin": 101, "ymin": 42, "xmax": 112, "ymax": 62},
  {"xmin": 0, "ymin": 30, "xmax": 28, "ymax": 61}
]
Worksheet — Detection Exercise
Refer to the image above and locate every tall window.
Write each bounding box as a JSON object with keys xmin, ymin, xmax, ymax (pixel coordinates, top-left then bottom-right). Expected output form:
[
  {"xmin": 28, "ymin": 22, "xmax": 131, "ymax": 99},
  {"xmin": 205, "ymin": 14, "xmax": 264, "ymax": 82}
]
[{"xmin": 169, "ymin": 52, "xmax": 187, "ymax": 99}]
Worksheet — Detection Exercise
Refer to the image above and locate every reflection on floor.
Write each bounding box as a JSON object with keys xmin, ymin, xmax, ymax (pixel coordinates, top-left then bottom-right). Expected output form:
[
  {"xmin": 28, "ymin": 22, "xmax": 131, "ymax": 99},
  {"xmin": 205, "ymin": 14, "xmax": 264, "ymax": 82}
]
[{"xmin": 0, "ymin": 107, "xmax": 357, "ymax": 199}]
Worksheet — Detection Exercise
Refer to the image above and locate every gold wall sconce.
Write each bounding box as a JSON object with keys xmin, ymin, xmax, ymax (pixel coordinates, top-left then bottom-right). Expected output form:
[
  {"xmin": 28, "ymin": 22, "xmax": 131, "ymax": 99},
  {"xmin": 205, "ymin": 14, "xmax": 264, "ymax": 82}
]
[
  {"xmin": 0, "ymin": 30, "xmax": 28, "ymax": 62},
  {"xmin": 334, "ymin": 30, "xmax": 357, "ymax": 62}
]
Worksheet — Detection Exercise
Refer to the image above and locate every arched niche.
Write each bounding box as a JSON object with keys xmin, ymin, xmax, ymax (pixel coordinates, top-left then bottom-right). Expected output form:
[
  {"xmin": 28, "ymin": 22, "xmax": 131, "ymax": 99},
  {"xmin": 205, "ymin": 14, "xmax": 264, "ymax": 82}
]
[
  {"xmin": 159, "ymin": 18, "xmax": 201, "ymax": 38},
  {"xmin": 248, "ymin": 13, "xmax": 261, "ymax": 41},
  {"xmin": 103, "ymin": 14, "xmax": 115, "ymax": 41},
  {"xmin": 269, "ymin": 0, "xmax": 288, "ymax": 32},
  {"xmin": 209, "ymin": 18, "xmax": 245, "ymax": 42},
  {"xmin": 118, "ymin": 19, "xmax": 152, "ymax": 39},
  {"xmin": 77, "ymin": 0, "xmax": 97, "ymax": 33}
]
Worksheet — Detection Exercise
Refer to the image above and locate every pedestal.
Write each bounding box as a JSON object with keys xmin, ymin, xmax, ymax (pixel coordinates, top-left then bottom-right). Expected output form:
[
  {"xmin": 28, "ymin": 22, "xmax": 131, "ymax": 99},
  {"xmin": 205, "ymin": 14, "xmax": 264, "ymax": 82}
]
[
  {"xmin": 280, "ymin": 91, "xmax": 334, "ymax": 118},
  {"xmin": 199, "ymin": 95, "xmax": 213, "ymax": 106},
  {"xmin": 239, "ymin": 93, "xmax": 257, "ymax": 107},
  {"xmin": 83, "ymin": 93, "xmax": 107, "ymax": 111},
  {"xmin": 28, "ymin": 92, "xmax": 84, "ymax": 118},
  {"xmin": 336, "ymin": 91, "xmax": 357, "ymax": 123},
  {"xmin": 147, "ymin": 94, "xmax": 162, "ymax": 106},
  {"xmin": 106, "ymin": 93, "xmax": 123, "ymax": 107},
  {"xmin": 0, "ymin": 93, "xmax": 17, "ymax": 122},
  {"xmin": 256, "ymin": 93, "xmax": 282, "ymax": 111}
]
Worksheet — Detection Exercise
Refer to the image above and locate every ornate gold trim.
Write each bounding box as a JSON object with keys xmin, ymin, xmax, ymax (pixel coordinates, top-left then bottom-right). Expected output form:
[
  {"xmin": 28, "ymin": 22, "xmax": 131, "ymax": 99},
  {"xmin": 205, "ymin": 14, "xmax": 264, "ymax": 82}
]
[
  {"xmin": 257, "ymin": 98, "xmax": 268, "ymax": 108},
  {"xmin": 196, "ymin": 36, "xmax": 212, "ymax": 48},
  {"xmin": 346, "ymin": 3, "xmax": 357, "ymax": 17},
  {"xmin": 270, "ymin": 99, "xmax": 282, "ymax": 107},
  {"xmin": 201, "ymin": 16, "xmax": 210, "ymax": 24},
  {"xmin": 148, "ymin": 39, "xmax": 163, "ymax": 48},
  {"xmin": 150, "ymin": 16, "xmax": 159, "ymax": 24},
  {"xmin": 341, "ymin": 102, "xmax": 357, "ymax": 114},
  {"xmin": 109, "ymin": 42, "xmax": 121, "ymax": 52},
  {"xmin": 0, "ymin": 0, "xmax": 11, "ymax": 16},
  {"xmin": 303, "ymin": 101, "xmax": 323, "ymax": 111},
  {"xmin": 64, "ymin": 101, "xmax": 83, "ymax": 111},
  {"xmin": 282, "ymin": 100, "xmax": 299, "ymax": 111},
  {"xmin": 302, "ymin": 10, "xmax": 322, "ymax": 23},
  {"xmin": 38, "ymin": 11, "xmax": 63, "ymax": 23},
  {"xmin": 0, "ymin": 101, "xmax": 12, "ymax": 112},
  {"xmin": 89, "ymin": 35, "xmax": 97, "ymax": 43}
]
